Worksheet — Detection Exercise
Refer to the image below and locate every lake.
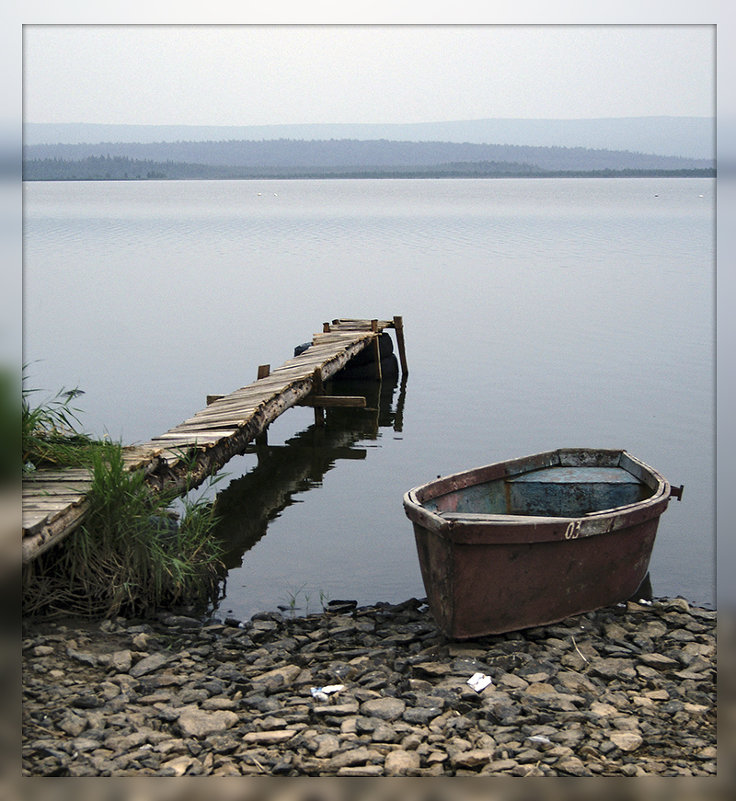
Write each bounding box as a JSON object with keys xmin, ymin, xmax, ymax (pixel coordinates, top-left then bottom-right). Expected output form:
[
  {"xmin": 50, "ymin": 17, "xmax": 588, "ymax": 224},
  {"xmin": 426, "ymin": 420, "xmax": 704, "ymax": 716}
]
[{"xmin": 23, "ymin": 177, "xmax": 715, "ymax": 617}]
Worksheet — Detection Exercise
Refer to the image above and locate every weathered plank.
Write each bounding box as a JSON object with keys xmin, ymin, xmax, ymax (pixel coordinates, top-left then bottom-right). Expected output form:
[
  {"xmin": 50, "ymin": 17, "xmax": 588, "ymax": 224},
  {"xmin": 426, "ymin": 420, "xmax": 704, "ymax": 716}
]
[
  {"xmin": 150, "ymin": 433, "xmax": 231, "ymax": 444},
  {"xmin": 167, "ymin": 419, "xmax": 251, "ymax": 432},
  {"xmin": 23, "ymin": 469, "xmax": 92, "ymax": 480},
  {"xmin": 22, "ymin": 483, "xmax": 92, "ymax": 494},
  {"xmin": 156, "ymin": 430, "xmax": 238, "ymax": 440},
  {"xmin": 22, "ymin": 501, "xmax": 91, "ymax": 560},
  {"xmin": 186, "ymin": 403, "xmax": 262, "ymax": 418},
  {"xmin": 23, "ymin": 501, "xmax": 87, "ymax": 513}
]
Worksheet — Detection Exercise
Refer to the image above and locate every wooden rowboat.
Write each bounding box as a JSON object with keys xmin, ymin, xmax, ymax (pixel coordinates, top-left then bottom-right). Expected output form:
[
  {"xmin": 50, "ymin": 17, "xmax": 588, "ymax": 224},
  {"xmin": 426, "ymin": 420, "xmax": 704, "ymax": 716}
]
[{"xmin": 402, "ymin": 448, "xmax": 682, "ymax": 639}]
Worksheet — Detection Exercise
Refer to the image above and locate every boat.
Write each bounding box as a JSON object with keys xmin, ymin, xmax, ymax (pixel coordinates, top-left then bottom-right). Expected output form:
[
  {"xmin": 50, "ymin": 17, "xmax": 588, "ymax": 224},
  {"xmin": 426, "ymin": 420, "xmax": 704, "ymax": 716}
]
[{"xmin": 402, "ymin": 448, "xmax": 682, "ymax": 639}]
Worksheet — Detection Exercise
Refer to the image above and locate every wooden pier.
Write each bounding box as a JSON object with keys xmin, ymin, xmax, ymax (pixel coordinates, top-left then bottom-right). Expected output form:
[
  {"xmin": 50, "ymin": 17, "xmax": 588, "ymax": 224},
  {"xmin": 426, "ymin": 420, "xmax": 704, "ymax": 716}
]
[{"xmin": 22, "ymin": 317, "xmax": 407, "ymax": 564}]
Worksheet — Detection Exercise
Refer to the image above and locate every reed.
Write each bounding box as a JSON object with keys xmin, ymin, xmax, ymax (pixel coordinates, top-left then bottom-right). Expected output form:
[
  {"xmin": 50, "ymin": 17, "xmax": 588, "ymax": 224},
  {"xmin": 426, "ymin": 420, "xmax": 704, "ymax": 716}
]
[
  {"xmin": 24, "ymin": 441, "xmax": 224, "ymax": 618},
  {"xmin": 22, "ymin": 377, "xmax": 224, "ymax": 618},
  {"xmin": 22, "ymin": 376, "xmax": 100, "ymax": 471}
]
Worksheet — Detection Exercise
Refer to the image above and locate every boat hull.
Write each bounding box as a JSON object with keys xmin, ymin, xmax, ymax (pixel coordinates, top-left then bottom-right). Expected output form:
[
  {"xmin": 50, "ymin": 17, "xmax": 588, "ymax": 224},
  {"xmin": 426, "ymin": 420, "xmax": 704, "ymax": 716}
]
[{"xmin": 403, "ymin": 448, "xmax": 675, "ymax": 639}]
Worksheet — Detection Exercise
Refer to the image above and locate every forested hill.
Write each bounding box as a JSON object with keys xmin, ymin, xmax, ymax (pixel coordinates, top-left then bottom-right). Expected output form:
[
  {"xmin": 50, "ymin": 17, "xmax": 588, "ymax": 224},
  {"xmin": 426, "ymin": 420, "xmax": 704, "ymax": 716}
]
[
  {"xmin": 24, "ymin": 117, "xmax": 715, "ymax": 159},
  {"xmin": 23, "ymin": 138, "xmax": 714, "ymax": 181}
]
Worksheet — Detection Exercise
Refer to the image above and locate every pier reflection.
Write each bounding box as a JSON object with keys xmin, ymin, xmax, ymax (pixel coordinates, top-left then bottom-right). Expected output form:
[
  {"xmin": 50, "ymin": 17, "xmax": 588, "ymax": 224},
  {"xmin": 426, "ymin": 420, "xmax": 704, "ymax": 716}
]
[{"xmin": 212, "ymin": 374, "xmax": 406, "ymax": 570}]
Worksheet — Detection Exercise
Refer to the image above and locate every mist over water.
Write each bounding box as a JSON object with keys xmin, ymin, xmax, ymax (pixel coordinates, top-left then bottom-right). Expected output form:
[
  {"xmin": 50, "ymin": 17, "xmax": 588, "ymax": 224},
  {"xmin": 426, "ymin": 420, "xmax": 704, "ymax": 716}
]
[{"xmin": 23, "ymin": 177, "xmax": 715, "ymax": 617}]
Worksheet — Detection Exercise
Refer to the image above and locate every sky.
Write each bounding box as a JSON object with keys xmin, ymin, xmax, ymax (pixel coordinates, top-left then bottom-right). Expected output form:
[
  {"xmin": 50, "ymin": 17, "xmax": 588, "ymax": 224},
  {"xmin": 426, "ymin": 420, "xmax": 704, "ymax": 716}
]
[{"xmin": 22, "ymin": 24, "xmax": 715, "ymax": 126}]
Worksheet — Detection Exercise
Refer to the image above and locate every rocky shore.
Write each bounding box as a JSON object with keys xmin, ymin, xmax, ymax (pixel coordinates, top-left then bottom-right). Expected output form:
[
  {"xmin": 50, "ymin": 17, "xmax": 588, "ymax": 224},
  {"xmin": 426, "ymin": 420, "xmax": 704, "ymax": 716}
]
[{"xmin": 22, "ymin": 596, "xmax": 716, "ymax": 777}]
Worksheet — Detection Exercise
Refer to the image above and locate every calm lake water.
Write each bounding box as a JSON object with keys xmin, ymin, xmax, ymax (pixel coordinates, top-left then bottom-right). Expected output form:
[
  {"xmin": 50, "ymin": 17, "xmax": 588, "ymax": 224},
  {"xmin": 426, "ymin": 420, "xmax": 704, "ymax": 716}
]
[{"xmin": 23, "ymin": 177, "xmax": 716, "ymax": 616}]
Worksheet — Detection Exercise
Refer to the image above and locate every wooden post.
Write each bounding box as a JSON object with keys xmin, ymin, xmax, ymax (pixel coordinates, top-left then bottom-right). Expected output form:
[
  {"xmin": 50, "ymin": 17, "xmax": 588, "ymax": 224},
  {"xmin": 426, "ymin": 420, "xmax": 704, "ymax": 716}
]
[
  {"xmin": 312, "ymin": 367, "xmax": 325, "ymax": 426},
  {"xmin": 393, "ymin": 315, "xmax": 408, "ymax": 376},
  {"xmin": 257, "ymin": 364, "xmax": 270, "ymax": 379},
  {"xmin": 323, "ymin": 322, "xmax": 331, "ymax": 333},
  {"xmin": 255, "ymin": 426, "xmax": 269, "ymax": 459},
  {"xmin": 368, "ymin": 320, "xmax": 381, "ymax": 381},
  {"xmin": 372, "ymin": 330, "xmax": 382, "ymax": 381}
]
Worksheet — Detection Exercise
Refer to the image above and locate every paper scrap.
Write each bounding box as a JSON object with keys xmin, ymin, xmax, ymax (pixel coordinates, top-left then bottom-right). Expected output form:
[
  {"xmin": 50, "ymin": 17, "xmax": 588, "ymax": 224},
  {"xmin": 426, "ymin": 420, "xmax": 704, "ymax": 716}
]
[
  {"xmin": 466, "ymin": 672, "xmax": 492, "ymax": 692},
  {"xmin": 310, "ymin": 684, "xmax": 346, "ymax": 702}
]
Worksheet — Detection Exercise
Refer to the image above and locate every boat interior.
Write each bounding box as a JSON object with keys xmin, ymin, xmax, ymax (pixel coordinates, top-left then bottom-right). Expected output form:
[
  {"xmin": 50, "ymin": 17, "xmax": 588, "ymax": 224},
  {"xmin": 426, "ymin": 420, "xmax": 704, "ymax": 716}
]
[{"xmin": 424, "ymin": 465, "xmax": 655, "ymax": 518}]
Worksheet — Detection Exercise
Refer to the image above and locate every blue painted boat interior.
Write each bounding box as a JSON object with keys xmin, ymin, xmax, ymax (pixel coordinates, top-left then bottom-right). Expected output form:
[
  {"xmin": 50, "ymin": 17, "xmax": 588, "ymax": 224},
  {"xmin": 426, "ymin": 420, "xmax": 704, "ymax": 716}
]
[{"xmin": 426, "ymin": 466, "xmax": 653, "ymax": 517}]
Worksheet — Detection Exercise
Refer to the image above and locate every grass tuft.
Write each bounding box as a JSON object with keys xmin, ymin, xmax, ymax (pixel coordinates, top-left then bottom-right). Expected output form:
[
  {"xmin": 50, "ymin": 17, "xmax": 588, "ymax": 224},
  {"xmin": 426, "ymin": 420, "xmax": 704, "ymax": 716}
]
[
  {"xmin": 22, "ymin": 376, "xmax": 224, "ymax": 619},
  {"xmin": 22, "ymin": 372, "xmax": 100, "ymax": 471}
]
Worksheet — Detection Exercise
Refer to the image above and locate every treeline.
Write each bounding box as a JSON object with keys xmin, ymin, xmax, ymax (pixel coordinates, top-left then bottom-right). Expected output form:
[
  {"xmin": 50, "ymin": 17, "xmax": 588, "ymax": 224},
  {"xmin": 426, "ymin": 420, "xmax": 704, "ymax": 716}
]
[
  {"xmin": 22, "ymin": 156, "xmax": 234, "ymax": 181},
  {"xmin": 23, "ymin": 137, "xmax": 714, "ymax": 174},
  {"xmin": 23, "ymin": 156, "xmax": 545, "ymax": 180},
  {"xmin": 22, "ymin": 155, "xmax": 715, "ymax": 182}
]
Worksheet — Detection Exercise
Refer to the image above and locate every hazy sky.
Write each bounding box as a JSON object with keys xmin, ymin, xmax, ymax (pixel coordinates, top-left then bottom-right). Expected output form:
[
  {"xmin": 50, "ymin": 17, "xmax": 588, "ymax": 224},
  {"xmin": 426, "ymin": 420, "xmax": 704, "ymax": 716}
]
[{"xmin": 23, "ymin": 24, "xmax": 715, "ymax": 126}]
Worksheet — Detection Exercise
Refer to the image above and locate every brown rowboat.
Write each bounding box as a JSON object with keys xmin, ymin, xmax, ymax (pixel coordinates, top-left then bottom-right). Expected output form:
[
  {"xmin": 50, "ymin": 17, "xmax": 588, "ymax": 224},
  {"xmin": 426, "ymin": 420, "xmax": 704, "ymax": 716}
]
[{"xmin": 403, "ymin": 448, "xmax": 682, "ymax": 639}]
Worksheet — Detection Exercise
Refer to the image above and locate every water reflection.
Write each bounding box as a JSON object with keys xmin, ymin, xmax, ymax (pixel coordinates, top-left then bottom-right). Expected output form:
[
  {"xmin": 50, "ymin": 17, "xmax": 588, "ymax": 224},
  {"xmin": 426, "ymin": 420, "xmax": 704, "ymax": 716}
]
[{"xmin": 212, "ymin": 374, "xmax": 406, "ymax": 571}]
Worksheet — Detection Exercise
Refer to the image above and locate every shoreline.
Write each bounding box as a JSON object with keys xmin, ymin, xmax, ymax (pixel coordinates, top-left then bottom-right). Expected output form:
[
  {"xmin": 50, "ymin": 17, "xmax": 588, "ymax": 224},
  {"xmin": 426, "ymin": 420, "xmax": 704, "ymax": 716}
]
[{"xmin": 22, "ymin": 596, "xmax": 716, "ymax": 777}]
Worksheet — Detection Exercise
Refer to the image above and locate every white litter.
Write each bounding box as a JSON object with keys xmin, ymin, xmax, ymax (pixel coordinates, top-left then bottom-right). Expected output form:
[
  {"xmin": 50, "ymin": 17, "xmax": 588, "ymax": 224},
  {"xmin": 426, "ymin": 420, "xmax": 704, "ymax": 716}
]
[
  {"xmin": 310, "ymin": 684, "xmax": 345, "ymax": 702},
  {"xmin": 319, "ymin": 684, "xmax": 345, "ymax": 694},
  {"xmin": 466, "ymin": 672, "xmax": 492, "ymax": 692}
]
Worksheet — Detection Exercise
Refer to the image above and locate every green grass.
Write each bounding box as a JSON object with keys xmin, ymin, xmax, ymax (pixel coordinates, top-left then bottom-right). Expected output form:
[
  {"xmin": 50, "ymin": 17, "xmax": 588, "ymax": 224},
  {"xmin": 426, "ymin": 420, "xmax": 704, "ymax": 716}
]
[
  {"xmin": 22, "ymin": 376, "xmax": 102, "ymax": 471},
  {"xmin": 22, "ymin": 375, "xmax": 225, "ymax": 619},
  {"xmin": 279, "ymin": 583, "xmax": 330, "ymax": 617}
]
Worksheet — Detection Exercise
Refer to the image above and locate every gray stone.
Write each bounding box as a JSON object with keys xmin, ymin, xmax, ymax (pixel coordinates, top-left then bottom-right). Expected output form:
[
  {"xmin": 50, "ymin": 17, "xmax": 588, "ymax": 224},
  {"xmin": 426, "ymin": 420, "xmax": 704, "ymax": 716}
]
[
  {"xmin": 498, "ymin": 672, "xmax": 529, "ymax": 689},
  {"xmin": 402, "ymin": 706, "xmax": 442, "ymax": 725},
  {"xmin": 412, "ymin": 662, "xmax": 451, "ymax": 677},
  {"xmin": 589, "ymin": 657, "xmax": 632, "ymax": 679},
  {"xmin": 336, "ymin": 764, "xmax": 384, "ymax": 776},
  {"xmin": 111, "ymin": 650, "xmax": 133, "ymax": 672},
  {"xmin": 371, "ymin": 722, "xmax": 399, "ymax": 743},
  {"xmin": 241, "ymin": 729, "xmax": 297, "ymax": 745},
  {"xmin": 555, "ymin": 670, "xmax": 597, "ymax": 694},
  {"xmin": 609, "ymin": 731, "xmax": 643, "ymax": 752},
  {"xmin": 177, "ymin": 707, "xmax": 239, "ymax": 738},
  {"xmin": 664, "ymin": 597, "xmax": 691, "ymax": 613},
  {"xmin": 58, "ymin": 711, "xmax": 87, "ymax": 737},
  {"xmin": 312, "ymin": 700, "xmax": 359, "ymax": 716},
  {"xmin": 70, "ymin": 736, "xmax": 100, "ymax": 752},
  {"xmin": 251, "ymin": 663, "xmax": 302, "ymax": 687},
  {"xmin": 312, "ymin": 733, "xmax": 340, "ymax": 758},
  {"xmin": 482, "ymin": 758, "xmax": 518, "ymax": 772},
  {"xmin": 104, "ymin": 730, "xmax": 149, "ymax": 752},
  {"xmin": 129, "ymin": 652, "xmax": 170, "ymax": 677},
  {"xmin": 360, "ymin": 696, "xmax": 406, "ymax": 721},
  {"xmin": 327, "ymin": 745, "xmax": 375, "ymax": 770},
  {"xmin": 160, "ymin": 755, "xmax": 197, "ymax": 776},
  {"xmin": 450, "ymin": 749, "xmax": 494, "ymax": 769},
  {"xmin": 66, "ymin": 648, "xmax": 98, "ymax": 667},
  {"xmin": 385, "ymin": 748, "xmax": 421, "ymax": 775},
  {"xmin": 638, "ymin": 653, "xmax": 679, "ymax": 670},
  {"xmin": 556, "ymin": 756, "xmax": 591, "ymax": 776},
  {"xmin": 201, "ymin": 697, "xmax": 237, "ymax": 711}
]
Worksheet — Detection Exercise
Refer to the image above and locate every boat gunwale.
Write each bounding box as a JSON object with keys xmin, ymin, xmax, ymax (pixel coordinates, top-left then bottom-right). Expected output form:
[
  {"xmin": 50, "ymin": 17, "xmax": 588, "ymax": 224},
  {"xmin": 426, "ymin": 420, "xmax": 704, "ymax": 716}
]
[{"xmin": 402, "ymin": 448, "xmax": 672, "ymax": 544}]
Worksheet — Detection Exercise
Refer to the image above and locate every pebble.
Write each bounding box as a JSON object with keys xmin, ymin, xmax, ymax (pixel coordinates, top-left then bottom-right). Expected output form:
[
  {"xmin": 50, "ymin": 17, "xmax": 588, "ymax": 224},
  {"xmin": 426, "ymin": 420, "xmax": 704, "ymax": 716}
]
[{"xmin": 21, "ymin": 596, "xmax": 716, "ymax": 776}]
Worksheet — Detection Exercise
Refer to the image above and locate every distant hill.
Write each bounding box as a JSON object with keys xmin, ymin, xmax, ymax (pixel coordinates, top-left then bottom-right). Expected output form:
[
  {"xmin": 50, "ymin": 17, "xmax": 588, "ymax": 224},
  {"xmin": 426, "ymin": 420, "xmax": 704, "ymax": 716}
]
[
  {"xmin": 24, "ymin": 116, "xmax": 714, "ymax": 159},
  {"xmin": 21, "ymin": 155, "xmax": 713, "ymax": 181},
  {"xmin": 22, "ymin": 155, "xmax": 555, "ymax": 181},
  {"xmin": 23, "ymin": 137, "xmax": 712, "ymax": 182}
]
